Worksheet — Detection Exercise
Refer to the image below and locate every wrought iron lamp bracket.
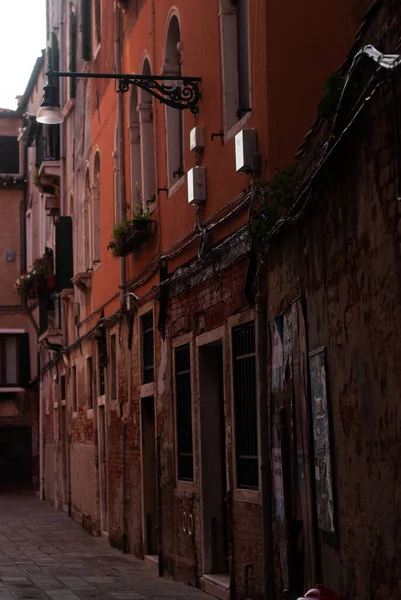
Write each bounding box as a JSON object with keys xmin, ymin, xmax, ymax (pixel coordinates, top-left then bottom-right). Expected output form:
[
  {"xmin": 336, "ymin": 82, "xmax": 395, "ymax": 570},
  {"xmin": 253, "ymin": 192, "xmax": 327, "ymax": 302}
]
[{"xmin": 51, "ymin": 71, "xmax": 201, "ymax": 114}]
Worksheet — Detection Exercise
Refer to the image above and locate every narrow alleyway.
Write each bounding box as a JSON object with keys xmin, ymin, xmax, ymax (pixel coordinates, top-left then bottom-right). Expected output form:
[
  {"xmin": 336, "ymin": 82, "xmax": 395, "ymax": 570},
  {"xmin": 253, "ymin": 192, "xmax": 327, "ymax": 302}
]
[{"xmin": 0, "ymin": 494, "xmax": 208, "ymax": 600}]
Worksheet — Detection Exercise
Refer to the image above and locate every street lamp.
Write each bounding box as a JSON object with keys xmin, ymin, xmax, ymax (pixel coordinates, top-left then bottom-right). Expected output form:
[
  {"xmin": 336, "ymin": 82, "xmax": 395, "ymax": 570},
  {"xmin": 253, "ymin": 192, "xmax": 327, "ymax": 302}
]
[{"xmin": 37, "ymin": 69, "xmax": 201, "ymax": 125}]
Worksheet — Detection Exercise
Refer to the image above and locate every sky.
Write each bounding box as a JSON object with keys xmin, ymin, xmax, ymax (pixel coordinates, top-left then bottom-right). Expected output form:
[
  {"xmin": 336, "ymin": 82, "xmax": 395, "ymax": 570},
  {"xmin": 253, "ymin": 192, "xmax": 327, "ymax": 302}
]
[{"xmin": 0, "ymin": 0, "xmax": 46, "ymax": 110}]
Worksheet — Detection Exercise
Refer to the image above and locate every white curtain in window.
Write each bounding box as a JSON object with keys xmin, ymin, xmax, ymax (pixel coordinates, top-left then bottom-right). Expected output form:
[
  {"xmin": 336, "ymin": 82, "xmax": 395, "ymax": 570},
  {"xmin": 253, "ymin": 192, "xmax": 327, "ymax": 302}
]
[{"xmin": 5, "ymin": 337, "xmax": 18, "ymax": 385}]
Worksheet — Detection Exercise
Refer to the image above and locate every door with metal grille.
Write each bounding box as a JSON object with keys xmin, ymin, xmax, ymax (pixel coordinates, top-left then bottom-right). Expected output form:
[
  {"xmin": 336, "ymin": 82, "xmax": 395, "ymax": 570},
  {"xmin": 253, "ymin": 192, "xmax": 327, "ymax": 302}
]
[
  {"xmin": 175, "ymin": 344, "xmax": 193, "ymax": 481},
  {"xmin": 232, "ymin": 321, "xmax": 258, "ymax": 490}
]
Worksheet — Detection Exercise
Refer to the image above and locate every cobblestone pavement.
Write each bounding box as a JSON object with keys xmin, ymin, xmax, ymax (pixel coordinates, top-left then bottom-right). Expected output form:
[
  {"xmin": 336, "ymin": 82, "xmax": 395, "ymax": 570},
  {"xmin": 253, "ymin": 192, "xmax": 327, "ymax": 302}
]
[{"xmin": 0, "ymin": 494, "xmax": 208, "ymax": 600}]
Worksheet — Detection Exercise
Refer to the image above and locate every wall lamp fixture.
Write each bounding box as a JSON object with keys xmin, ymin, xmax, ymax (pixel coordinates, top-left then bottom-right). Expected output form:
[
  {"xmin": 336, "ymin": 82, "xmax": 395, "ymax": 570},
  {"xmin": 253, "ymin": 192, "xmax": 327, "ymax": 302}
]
[{"xmin": 37, "ymin": 70, "xmax": 201, "ymax": 125}]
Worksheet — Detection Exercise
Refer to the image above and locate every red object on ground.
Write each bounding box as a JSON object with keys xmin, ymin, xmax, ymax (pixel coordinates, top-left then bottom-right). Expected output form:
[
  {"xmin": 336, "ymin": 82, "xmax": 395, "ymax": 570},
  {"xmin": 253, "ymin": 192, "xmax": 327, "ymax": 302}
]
[{"xmin": 297, "ymin": 585, "xmax": 345, "ymax": 600}]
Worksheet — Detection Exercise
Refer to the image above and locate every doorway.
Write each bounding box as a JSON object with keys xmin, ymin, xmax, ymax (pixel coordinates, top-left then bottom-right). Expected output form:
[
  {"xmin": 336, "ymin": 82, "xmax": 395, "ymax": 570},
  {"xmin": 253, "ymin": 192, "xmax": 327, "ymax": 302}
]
[
  {"xmin": 0, "ymin": 426, "xmax": 32, "ymax": 491},
  {"xmin": 98, "ymin": 404, "xmax": 108, "ymax": 534},
  {"xmin": 141, "ymin": 396, "xmax": 158, "ymax": 557},
  {"xmin": 199, "ymin": 342, "xmax": 228, "ymax": 578}
]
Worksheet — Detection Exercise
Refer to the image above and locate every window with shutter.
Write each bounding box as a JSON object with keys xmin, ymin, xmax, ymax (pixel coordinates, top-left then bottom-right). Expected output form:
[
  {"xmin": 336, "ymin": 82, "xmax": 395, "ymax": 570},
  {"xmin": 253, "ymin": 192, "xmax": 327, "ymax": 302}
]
[
  {"xmin": 81, "ymin": 0, "xmax": 92, "ymax": 61},
  {"xmin": 55, "ymin": 217, "xmax": 74, "ymax": 292}
]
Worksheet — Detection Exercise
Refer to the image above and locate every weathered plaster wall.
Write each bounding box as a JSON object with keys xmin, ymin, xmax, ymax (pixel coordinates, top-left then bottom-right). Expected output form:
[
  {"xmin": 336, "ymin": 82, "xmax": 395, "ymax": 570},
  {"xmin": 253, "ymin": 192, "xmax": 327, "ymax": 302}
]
[{"xmin": 266, "ymin": 33, "xmax": 401, "ymax": 600}]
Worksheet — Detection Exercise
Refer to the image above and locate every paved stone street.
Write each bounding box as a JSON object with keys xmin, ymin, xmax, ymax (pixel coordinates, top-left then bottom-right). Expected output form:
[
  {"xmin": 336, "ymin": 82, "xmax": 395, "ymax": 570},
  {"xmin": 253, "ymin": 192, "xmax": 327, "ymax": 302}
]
[{"xmin": 0, "ymin": 494, "xmax": 208, "ymax": 600}]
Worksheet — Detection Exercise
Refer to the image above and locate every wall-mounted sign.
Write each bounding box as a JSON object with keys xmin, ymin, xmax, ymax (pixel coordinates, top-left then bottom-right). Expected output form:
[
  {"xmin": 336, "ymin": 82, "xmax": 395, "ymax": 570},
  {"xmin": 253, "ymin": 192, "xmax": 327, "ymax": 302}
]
[{"xmin": 309, "ymin": 346, "xmax": 336, "ymax": 535}]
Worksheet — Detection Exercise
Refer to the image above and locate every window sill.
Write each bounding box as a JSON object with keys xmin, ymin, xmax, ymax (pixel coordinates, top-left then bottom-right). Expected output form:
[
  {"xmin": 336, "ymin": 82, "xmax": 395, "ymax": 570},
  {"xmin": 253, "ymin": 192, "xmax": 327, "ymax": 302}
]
[
  {"xmin": 62, "ymin": 98, "xmax": 76, "ymax": 118},
  {"xmin": 233, "ymin": 488, "xmax": 261, "ymax": 505},
  {"xmin": 175, "ymin": 480, "xmax": 195, "ymax": 495},
  {"xmin": 140, "ymin": 381, "xmax": 156, "ymax": 398},
  {"xmin": 224, "ymin": 111, "xmax": 252, "ymax": 144},
  {"xmin": 168, "ymin": 175, "xmax": 186, "ymax": 198},
  {"xmin": 0, "ymin": 387, "xmax": 24, "ymax": 393}
]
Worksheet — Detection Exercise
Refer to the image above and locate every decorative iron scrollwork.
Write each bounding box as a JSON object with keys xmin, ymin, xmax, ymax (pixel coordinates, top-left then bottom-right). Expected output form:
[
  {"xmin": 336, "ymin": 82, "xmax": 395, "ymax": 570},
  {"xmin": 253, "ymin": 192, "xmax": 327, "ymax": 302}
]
[{"xmin": 118, "ymin": 76, "xmax": 201, "ymax": 114}]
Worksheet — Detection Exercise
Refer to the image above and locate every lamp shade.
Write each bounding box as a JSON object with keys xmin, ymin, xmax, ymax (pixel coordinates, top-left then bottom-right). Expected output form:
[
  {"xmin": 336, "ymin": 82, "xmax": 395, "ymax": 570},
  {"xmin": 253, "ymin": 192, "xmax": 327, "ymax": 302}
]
[{"xmin": 36, "ymin": 77, "xmax": 64, "ymax": 125}]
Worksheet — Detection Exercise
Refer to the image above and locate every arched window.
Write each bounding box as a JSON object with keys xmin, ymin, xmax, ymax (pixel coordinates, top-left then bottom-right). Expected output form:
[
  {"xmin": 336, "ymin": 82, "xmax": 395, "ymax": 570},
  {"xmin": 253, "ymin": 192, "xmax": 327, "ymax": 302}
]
[
  {"xmin": 84, "ymin": 168, "xmax": 91, "ymax": 270},
  {"xmin": 93, "ymin": 152, "xmax": 101, "ymax": 264},
  {"xmin": 129, "ymin": 87, "xmax": 142, "ymax": 210},
  {"xmin": 139, "ymin": 59, "xmax": 155, "ymax": 208},
  {"xmin": 164, "ymin": 15, "xmax": 184, "ymax": 187}
]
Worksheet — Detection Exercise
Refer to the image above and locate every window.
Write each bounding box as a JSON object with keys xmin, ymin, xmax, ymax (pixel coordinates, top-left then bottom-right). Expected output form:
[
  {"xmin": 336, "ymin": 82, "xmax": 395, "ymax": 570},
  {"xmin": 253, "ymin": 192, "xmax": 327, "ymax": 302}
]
[
  {"xmin": 72, "ymin": 365, "xmax": 77, "ymax": 412},
  {"xmin": 139, "ymin": 60, "xmax": 156, "ymax": 206},
  {"xmin": 0, "ymin": 336, "xmax": 18, "ymax": 386},
  {"xmin": 81, "ymin": 0, "xmax": 92, "ymax": 61},
  {"xmin": 129, "ymin": 87, "xmax": 142, "ymax": 210},
  {"xmin": 69, "ymin": 8, "xmax": 77, "ymax": 98},
  {"xmin": 175, "ymin": 344, "xmax": 193, "ymax": 481},
  {"xmin": 236, "ymin": 0, "xmax": 250, "ymax": 117},
  {"xmin": 110, "ymin": 334, "xmax": 117, "ymax": 400},
  {"xmin": 93, "ymin": 152, "xmax": 101, "ymax": 263},
  {"xmin": 94, "ymin": 0, "xmax": 101, "ymax": 48},
  {"xmin": 219, "ymin": 0, "xmax": 251, "ymax": 131},
  {"xmin": 164, "ymin": 15, "xmax": 184, "ymax": 186},
  {"xmin": 61, "ymin": 374, "xmax": 66, "ymax": 400},
  {"xmin": 232, "ymin": 321, "xmax": 258, "ymax": 490},
  {"xmin": 0, "ymin": 333, "xmax": 30, "ymax": 388},
  {"xmin": 141, "ymin": 311, "xmax": 154, "ymax": 384},
  {"xmin": 0, "ymin": 136, "xmax": 19, "ymax": 174},
  {"xmin": 87, "ymin": 357, "xmax": 94, "ymax": 409}
]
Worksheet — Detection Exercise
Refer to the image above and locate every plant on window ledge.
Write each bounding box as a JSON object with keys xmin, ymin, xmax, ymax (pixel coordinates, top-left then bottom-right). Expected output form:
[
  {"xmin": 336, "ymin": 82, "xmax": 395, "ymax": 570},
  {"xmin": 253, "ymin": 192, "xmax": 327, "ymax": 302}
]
[
  {"xmin": 15, "ymin": 258, "xmax": 55, "ymax": 298},
  {"xmin": 107, "ymin": 202, "xmax": 153, "ymax": 258}
]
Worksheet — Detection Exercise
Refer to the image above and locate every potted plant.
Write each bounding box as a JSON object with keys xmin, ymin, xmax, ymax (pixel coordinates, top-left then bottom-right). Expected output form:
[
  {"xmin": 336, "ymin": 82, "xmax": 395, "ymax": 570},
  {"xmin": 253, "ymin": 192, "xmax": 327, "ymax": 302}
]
[
  {"xmin": 107, "ymin": 217, "xmax": 134, "ymax": 258},
  {"xmin": 107, "ymin": 203, "xmax": 154, "ymax": 258},
  {"xmin": 15, "ymin": 260, "xmax": 47, "ymax": 298}
]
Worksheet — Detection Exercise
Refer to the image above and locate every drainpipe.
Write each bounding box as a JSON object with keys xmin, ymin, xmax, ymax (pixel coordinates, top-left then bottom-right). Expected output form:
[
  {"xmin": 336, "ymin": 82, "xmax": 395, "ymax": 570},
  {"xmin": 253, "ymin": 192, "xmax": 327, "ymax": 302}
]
[
  {"xmin": 39, "ymin": 370, "xmax": 45, "ymax": 500},
  {"xmin": 156, "ymin": 434, "xmax": 164, "ymax": 577},
  {"xmin": 114, "ymin": 3, "xmax": 127, "ymax": 302},
  {"xmin": 122, "ymin": 422, "xmax": 128, "ymax": 553},
  {"xmin": 256, "ymin": 282, "xmax": 276, "ymax": 596}
]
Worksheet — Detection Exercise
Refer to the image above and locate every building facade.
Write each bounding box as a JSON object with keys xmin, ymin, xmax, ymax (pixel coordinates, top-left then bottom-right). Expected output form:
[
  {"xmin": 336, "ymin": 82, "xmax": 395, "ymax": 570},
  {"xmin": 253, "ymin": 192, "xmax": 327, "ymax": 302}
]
[
  {"xmin": 26, "ymin": 1, "xmax": 401, "ymax": 600},
  {"xmin": 0, "ymin": 56, "xmax": 45, "ymax": 492}
]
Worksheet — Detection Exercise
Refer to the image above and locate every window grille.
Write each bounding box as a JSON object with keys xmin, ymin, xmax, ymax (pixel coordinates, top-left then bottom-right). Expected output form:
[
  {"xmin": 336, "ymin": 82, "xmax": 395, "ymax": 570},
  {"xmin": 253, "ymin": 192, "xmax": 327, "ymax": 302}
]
[
  {"xmin": 232, "ymin": 321, "xmax": 258, "ymax": 489},
  {"xmin": 175, "ymin": 344, "xmax": 193, "ymax": 481},
  {"xmin": 141, "ymin": 311, "xmax": 154, "ymax": 384}
]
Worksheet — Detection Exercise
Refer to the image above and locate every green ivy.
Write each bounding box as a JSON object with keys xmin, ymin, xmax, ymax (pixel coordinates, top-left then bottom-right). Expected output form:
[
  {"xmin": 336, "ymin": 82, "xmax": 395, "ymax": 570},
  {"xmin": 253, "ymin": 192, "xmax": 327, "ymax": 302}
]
[
  {"xmin": 318, "ymin": 72, "xmax": 345, "ymax": 120},
  {"xmin": 252, "ymin": 165, "xmax": 297, "ymax": 241}
]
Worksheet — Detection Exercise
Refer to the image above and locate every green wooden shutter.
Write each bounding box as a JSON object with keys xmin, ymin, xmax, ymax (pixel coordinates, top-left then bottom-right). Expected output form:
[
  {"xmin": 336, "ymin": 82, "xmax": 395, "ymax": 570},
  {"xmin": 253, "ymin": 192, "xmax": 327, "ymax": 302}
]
[
  {"xmin": 19, "ymin": 333, "xmax": 31, "ymax": 387},
  {"xmin": 55, "ymin": 217, "xmax": 74, "ymax": 292},
  {"xmin": 81, "ymin": 0, "xmax": 92, "ymax": 61}
]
